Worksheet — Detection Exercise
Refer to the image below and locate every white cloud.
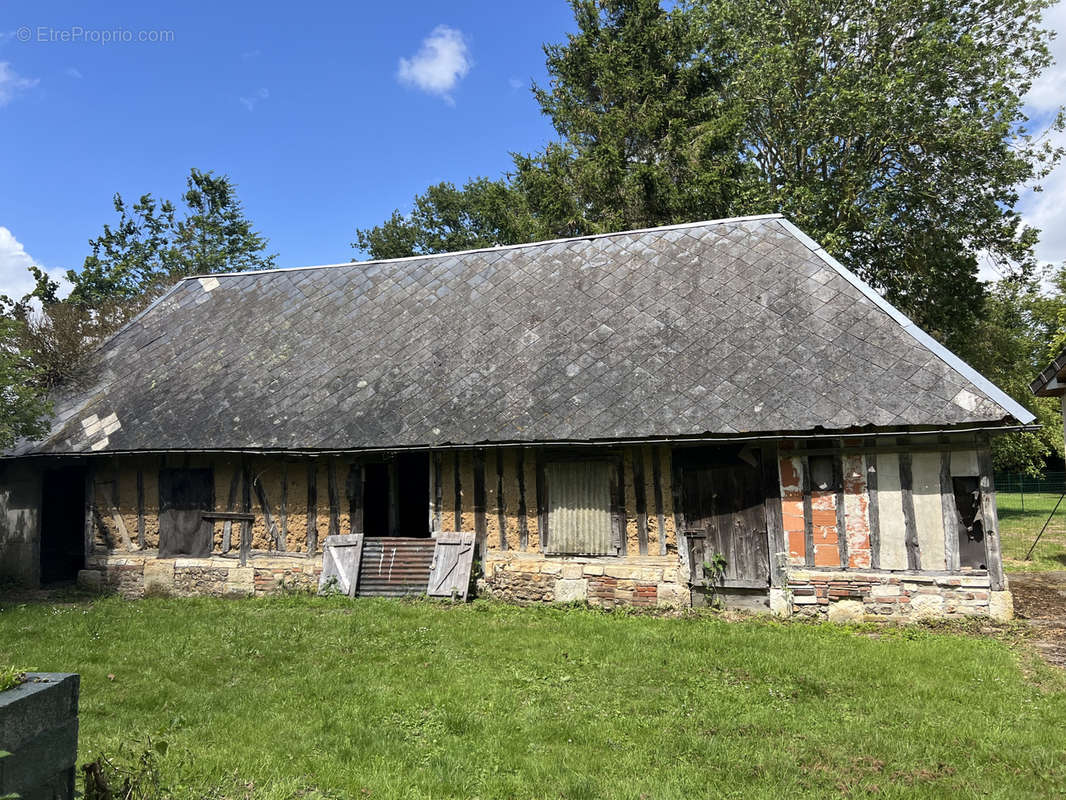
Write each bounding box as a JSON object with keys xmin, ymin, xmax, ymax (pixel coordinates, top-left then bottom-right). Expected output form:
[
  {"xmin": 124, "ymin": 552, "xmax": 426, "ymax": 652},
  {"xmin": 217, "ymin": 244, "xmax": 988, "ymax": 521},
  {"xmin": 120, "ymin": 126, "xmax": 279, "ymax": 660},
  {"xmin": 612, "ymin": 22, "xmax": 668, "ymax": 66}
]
[
  {"xmin": 0, "ymin": 62, "xmax": 38, "ymax": 107},
  {"xmin": 239, "ymin": 87, "xmax": 269, "ymax": 111},
  {"xmin": 397, "ymin": 25, "xmax": 471, "ymax": 104},
  {"xmin": 1019, "ymin": 2, "xmax": 1066, "ymax": 267},
  {"xmin": 65, "ymin": 67, "xmax": 83, "ymax": 79},
  {"xmin": 508, "ymin": 77, "xmax": 523, "ymax": 91},
  {"xmin": 0, "ymin": 227, "xmax": 70, "ymax": 302}
]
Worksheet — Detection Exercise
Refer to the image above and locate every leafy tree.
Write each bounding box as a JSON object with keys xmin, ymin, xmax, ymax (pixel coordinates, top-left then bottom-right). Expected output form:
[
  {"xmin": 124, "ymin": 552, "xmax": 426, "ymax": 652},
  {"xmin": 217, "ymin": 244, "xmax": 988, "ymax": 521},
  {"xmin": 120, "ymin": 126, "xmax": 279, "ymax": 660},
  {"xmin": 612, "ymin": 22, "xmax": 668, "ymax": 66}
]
[{"xmin": 0, "ymin": 317, "xmax": 51, "ymax": 448}]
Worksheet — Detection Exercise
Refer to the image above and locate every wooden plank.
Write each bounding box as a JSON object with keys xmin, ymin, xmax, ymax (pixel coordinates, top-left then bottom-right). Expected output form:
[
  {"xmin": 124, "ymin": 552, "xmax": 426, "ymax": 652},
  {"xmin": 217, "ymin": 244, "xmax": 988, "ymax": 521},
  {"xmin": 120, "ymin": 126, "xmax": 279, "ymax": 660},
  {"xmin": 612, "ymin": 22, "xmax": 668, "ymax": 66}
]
[
  {"xmin": 671, "ymin": 454, "xmax": 686, "ymax": 575},
  {"xmin": 977, "ymin": 445, "xmax": 1005, "ymax": 590},
  {"xmin": 327, "ymin": 459, "xmax": 340, "ymax": 539},
  {"xmin": 453, "ymin": 452, "xmax": 462, "ymax": 532},
  {"xmin": 427, "ymin": 531, "xmax": 476, "ymax": 600},
  {"xmin": 252, "ymin": 471, "xmax": 282, "ymax": 550},
  {"xmin": 110, "ymin": 507, "xmax": 134, "ymax": 552},
  {"xmin": 610, "ymin": 454, "xmax": 626, "ymax": 555},
  {"xmin": 760, "ymin": 443, "xmax": 786, "ymax": 587},
  {"xmin": 516, "ymin": 449, "xmax": 529, "ymax": 550},
  {"xmin": 801, "ymin": 457, "xmax": 814, "ymax": 567},
  {"xmin": 633, "ymin": 447, "xmax": 649, "ymax": 555},
  {"xmin": 433, "ymin": 452, "xmax": 443, "ymax": 532},
  {"xmin": 940, "ymin": 452, "xmax": 960, "ymax": 571},
  {"xmin": 832, "ymin": 451, "xmax": 848, "ymax": 569},
  {"xmin": 899, "ymin": 452, "xmax": 921, "ymax": 570},
  {"xmin": 202, "ymin": 511, "xmax": 256, "ymax": 521},
  {"xmin": 280, "ymin": 461, "xmax": 288, "ymax": 547},
  {"xmin": 346, "ymin": 462, "xmax": 363, "ymax": 534},
  {"xmin": 136, "ymin": 467, "xmax": 145, "ymax": 550},
  {"xmin": 473, "ymin": 450, "xmax": 487, "ymax": 562},
  {"xmin": 867, "ymin": 455, "xmax": 881, "ymax": 570},
  {"xmin": 306, "ymin": 461, "xmax": 318, "ymax": 556},
  {"xmin": 653, "ymin": 445, "xmax": 667, "ymax": 556},
  {"xmin": 318, "ymin": 533, "xmax": 364, "ymax": 597},
  {"xmin": 240, "ymin": 459, "xmax": 251, "ymax": 566},
  {"xmin": 495, "ymin": 451, "xmax": 507, "ymax": 550},
  {"xmin": 536, "ymin": 450, "xmax": 548, "ymax": 550},
  {"xmin": 222, "ymin": 464, "xmax": 240, "ymax": 554}
]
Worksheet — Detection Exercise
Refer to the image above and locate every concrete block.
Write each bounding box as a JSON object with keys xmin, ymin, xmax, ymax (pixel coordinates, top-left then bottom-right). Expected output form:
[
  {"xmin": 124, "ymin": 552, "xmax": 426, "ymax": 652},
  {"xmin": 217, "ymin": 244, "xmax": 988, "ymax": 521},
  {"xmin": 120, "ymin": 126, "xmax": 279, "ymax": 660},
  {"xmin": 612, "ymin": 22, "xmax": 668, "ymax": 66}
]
[
  {"xmin": 989, "ymin": 591, "xmax": 1014, "ymax": 621},
  {"xmin": 553, "ymin": 579, "xmax": 588, "ymax": 603},
  {"xmin": 0, "ymin": 673, "xmax": 79, "ymax": 800},
  {"xmin": 769, "ymin": 587, "xmax": 790, "ymax": 617},
  {"xmin": 827, "ymin": 599, "xmax": 864, "ymax": 623}
]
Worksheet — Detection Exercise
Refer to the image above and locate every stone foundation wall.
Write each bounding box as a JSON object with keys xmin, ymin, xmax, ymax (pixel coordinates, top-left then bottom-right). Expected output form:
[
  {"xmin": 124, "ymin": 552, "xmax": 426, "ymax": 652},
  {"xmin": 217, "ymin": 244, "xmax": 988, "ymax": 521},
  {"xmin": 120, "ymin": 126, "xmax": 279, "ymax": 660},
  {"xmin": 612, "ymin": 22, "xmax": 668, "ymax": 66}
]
[
  {"xmin": 480, "ymin": 552, "xmax": 690, "ymax": 608},
  {"xmin": 78, "ymin": 552, "xmax": 322, "ymax": 598},
  {"xmin": 785, "ymin": 569, "xmax": 1012, "ymax": 621}
]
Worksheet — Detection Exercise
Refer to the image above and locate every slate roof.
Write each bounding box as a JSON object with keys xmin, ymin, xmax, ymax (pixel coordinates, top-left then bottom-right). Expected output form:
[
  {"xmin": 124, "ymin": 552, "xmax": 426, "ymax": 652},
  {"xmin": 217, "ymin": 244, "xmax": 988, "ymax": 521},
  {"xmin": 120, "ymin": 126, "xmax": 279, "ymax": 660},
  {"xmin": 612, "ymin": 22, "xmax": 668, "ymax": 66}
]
[
  {"xmin": 16, "ymin": 214, "xmax": 1032, "ymax": 455},
  {"xmin": 1032, "ymin": 345, "xmax": 1066, "ymax": 397}
]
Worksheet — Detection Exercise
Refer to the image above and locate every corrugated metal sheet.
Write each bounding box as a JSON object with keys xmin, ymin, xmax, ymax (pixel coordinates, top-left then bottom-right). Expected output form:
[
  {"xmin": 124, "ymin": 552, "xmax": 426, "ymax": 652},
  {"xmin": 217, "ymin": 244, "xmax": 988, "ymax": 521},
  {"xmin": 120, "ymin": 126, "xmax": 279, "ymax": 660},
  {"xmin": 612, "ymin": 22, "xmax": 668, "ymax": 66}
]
[
  {"xmin": 357, "ymin": 537, "xmax": 435, "ymax": 597},
  {"xmin": 545, "ymin": 461, "xmax": 612, "ymax": 555}
]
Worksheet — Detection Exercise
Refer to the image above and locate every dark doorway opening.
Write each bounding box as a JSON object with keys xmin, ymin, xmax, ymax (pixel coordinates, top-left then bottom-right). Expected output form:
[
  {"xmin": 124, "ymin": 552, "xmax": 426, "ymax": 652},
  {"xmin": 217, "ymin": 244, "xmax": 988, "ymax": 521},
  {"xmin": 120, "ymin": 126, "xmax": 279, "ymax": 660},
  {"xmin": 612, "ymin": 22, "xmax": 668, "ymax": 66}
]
[
  {"xmin": 361, "ymin": 454, "xmax": 430, "ymax": 537},
  {"xmin": 40, "ymin": 466, "xmax": 86, "ymax": 584},
  {"xmin": 395, "ymin": 452, "xmax": 429, "ymax": 537},
  {"xmin": 363, "ymin": 462, "xmax": 391, "ymax": 536}
]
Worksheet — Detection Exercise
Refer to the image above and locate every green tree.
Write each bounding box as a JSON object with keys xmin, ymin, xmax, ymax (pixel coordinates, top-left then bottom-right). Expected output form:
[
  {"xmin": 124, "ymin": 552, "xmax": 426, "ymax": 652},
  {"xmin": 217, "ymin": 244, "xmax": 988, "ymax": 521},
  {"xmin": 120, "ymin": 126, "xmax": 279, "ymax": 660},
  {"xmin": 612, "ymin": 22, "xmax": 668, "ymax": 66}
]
[{"xmin": 0, "ymin": 317, "xmax": 51, "ymax": 448}]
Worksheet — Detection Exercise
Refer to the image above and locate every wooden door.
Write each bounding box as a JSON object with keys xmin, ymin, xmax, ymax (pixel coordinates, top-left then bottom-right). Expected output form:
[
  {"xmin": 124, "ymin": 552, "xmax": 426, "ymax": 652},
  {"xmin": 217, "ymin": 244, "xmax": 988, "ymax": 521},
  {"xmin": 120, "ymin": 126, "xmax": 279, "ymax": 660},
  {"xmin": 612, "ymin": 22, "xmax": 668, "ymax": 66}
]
[{"xmin": 679, "ymin": 449, "xmax": 769, "ymax": 588}]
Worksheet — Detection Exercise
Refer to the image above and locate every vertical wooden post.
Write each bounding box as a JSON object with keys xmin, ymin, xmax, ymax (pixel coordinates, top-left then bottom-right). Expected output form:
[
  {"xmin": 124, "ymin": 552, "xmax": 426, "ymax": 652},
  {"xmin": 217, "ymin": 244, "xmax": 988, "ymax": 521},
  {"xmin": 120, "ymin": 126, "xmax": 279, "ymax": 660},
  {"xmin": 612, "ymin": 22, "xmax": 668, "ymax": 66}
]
[
  {"xmin": 760, "ymin": 443, "xmax": 785, "ymax": 587},
  {"xmin": 496, "ymin": 450, "xmax": 507, "ymax": 550},
  {"xmin": 453, "ymin": 452, "xmax": 462, "ymax": 532},
  {"xmin": 473, "ymin": 450, "xmax": 487, "ymax": 562},
  {"xmin": 653, "ymin": 445, "xmax": 667, "ymax": 556},
  {"xmin": 328, "ymin": 459, "xmax": 340, "ymax": 539},
  {"xmin": 306, "ymin": 461, "xmax": 318, "ymax": 556},
  {"xmin": 280, "ymin": 461, "xmax": 289, "ymax": 550},
  {"xmin": 940, "ymin": 451, "xmax": 960, "ymax": 571},
  {"xmin": 832, "ymin": 448, "xmax": 847, "ymax": 569},
  {"xmin": 977, "ymin": 444, "xmax": 1005, "ymax": 591},
  {"xmin": 633, "ymin": 447, "xmax": 648, "ymax": 556},
  {"xmin": 867, "ymin": 454, "xmax": 881, "ymax": 570},
  {"xmin": 388, "ymin": 460, "xmax": 399, "ymax": 536},
  {"xmin": 136, "ymin": 467, "xmax": 145, "ymax": 550},
  {"xmin": 222, "ymin": 461, "xmax": 240, "ymax": 554},
  {"xmin": 432, "ymin": 452, "xmax": 443, "ymax": 533},
  {"xmin": 347, "ymin": 462, "xmax": 363, "ymax": 534},
  {"xmin": 801, "ymin": 456, "xmax": 814, "ymax": 567},
  {"xmin": 83, "ymin": 463, "xmax": 95, "ymax": 564},
  {"xmin": 516, "ymin": 449, "xmax": 529, "ymax": 550},
  {"xmin": 535, "ymin": 450, "xmax": 548, "ymax": 551},
  {"xmin": 240, "ymin": 457, "xmax": 251, "ymax": 566},
  {"xmin": 899, "ymin": 452, "xmax": 921, "ymax": 570}
]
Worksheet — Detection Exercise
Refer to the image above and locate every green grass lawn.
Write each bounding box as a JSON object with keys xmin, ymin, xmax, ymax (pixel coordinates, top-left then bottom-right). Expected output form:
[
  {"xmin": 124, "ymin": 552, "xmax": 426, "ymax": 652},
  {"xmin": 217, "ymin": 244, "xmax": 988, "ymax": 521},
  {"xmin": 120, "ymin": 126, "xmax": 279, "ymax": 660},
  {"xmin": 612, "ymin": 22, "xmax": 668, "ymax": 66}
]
[
  {"xmin": 997, "ymin": 490, "xmax": 1066, "ymax": 572},
  {"xmin": 2, "ymin": 595, "xmax": 1065, "ymax": 799}
]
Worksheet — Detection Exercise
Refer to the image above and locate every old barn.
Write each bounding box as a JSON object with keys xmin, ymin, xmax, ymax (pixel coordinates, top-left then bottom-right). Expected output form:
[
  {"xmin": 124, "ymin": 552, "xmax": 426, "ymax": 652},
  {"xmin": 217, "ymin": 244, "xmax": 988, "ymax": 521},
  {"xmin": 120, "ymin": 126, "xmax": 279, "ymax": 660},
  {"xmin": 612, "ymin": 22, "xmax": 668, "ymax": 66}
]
[{"xmin": 0, "ymin": 215, "xmax": 1032, "ymax": 619}]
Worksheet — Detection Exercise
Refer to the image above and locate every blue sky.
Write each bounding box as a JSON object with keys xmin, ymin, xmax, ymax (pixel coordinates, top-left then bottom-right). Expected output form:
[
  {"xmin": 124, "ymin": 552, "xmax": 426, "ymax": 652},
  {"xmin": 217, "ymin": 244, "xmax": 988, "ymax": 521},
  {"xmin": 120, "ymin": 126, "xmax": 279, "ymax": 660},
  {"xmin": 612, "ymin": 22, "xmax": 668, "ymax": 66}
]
[
  {"xmin": 0, "ymin": 0, "xmax": 576, "ymax": 297},
  {"xmin": 1, "ymin": 1, "xmax": 1064, "ymax": 299}
]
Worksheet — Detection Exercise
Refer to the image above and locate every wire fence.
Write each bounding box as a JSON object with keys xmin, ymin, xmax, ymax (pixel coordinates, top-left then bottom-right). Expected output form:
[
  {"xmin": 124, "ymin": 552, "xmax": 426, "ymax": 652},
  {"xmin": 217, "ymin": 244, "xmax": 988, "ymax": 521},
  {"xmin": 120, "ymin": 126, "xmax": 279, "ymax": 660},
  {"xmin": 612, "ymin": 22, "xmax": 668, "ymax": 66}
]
[{"xmin": 994, "ymin": 473, "xmax": 1066, "ymax": 568}]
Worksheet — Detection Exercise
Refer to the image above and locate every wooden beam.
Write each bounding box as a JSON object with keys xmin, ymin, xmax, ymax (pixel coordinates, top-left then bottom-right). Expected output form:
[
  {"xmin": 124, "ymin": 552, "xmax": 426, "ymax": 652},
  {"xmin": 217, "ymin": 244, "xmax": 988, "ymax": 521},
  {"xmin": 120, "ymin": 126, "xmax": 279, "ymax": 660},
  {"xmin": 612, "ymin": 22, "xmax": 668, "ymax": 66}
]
[
  {"xmin": 536, "ymin": 450, "xmax": 548, "ymax": 550},
  {"xmin": 473, "ymin": 450, "xmax": 487, "ymax": 562},
  {"xmin": 453, "ymin": 452, "xmax": 462, "ymax": 532},
  {"xmin": 136, "ymin": 467, "xmax": 145, "ymax": 550},
  {"xmin": 222, "ymin": 463, "xmax": 241, "ymax": 554},
  {"xmin": 939, "ymin": 452, "xmax": 960, "ymax": 571},
  {"xmin": 83, "ymin": 464, "xmax": 95, "ymax": 562},
  {"xmin": 433, "ymin": 452, "xmax": 443, "ymax": 533},
  {"xmin": 653, "ymin": 445, "xmax": 667, "ymax": 556},
  {"xmin": 240, "ymin": 458, "xmax": 252, "ymax": 566},
  {"xmin": 760, "ymin": 443, "xmax": 786, "ymax": 587},
  {"xmin": 516, "ymin": 449, "xmax": 529, "ymax": 550},
  {"xmin": 832, "ymin": 450, "xmax": 847, "ymax": 569},
  {"xmin": 977, "ymin": 445, "xmax": 1005, "ymax": 591},
  {"xmin": 610, "ymin": 454, "xmax": 626, "ymax": 556},
  {"xmin": 252, "ymin": 471, "xmax": 282, "ymax": 550},
  {"xmin": 633, "ymin": 448, "xmax": 648, "ymax": 556},
  {"xmin": 899, "ymin": 452, "xmax": 921, "ymax": 570},
  {"xmin": 801, "ymin": 457, "xmax": 814, "ymax": 567},
  {"xmin": 280, "ymin": 461, "xmax": 288, "ymax": 548},
  {"xmin": 346, "ymin": 462, "xmax": 363, "ymax": 534},
  {"xmin": 495, "ymin": 451, "xmax": 507, "ymax": 550},
  {"xmin": 306, "ymin": 461, "xmax": 318, "ymax": 556},
  {"xmin": 327, "ymin": 459, "xmax": 340, "ymax": 539},
  {"xmin": 867, "ymin": 455, "xmax": 881, "ymax": 570}
]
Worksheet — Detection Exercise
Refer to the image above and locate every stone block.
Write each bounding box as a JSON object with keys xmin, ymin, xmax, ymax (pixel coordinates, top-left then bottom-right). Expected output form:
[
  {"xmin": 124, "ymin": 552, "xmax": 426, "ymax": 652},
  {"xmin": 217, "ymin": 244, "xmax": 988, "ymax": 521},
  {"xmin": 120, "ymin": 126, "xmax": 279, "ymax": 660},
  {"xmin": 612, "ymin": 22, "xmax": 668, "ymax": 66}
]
[
  {"xmin": 561, "ymin": 562, "xmax": 584, "ymax": 580},
  {"xmin": 870, "ymin": 585, "xmax": 901, "ymax": 599},
  {"xmin": 769, "ymin": 587, "xmax": 790, "ymax": 617},
  {"xmin": 540, "ymin": 562, "xmax": 562, "ymax": 576},
  {"xmin": 583, "ymin": 564, "xmax": 605, "ymax": 576},
  {"xmin": 553, "ymin": 579, "xmax": 588, "ymax": 603},
  {"xmin": 656, "ymin": 583, "xmax": 690, "ymax": 608},
  {"xmin": 75, "ymin": 570, "xmax": 103, "ymax": 592},
  {"xmin": 827, "ymin": 599, "xmax": 864, "ymax": 623},
  {"xmin": 989, "ymin": 591, "xmax": 1014, "ymax": 621},
  {"xmin": 604, "ymin": 565, "xmax": 636, "ymax": 579},
  {"xmin": 142, "ymin": 560, "xmax": 174, "ymax": 595},
  {"xmin": 910, "ymin": 593, "xmax": 945, "ymax": 620},
  {"xmin": 224, "ymin": 567, "xmax": 255, "ymax": 596}
]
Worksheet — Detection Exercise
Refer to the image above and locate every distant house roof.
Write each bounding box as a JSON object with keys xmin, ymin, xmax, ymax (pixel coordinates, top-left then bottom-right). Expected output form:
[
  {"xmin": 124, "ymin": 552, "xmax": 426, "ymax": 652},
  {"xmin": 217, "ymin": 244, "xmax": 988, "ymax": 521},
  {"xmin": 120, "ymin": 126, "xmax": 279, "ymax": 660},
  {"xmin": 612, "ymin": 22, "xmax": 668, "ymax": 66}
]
[
  {"xmin": 1032, "ymin": 345, "xmax": 1066, "ymax": 397},
  {"xmin": 14, "ymin": 214, "xmax": 1032, "ymax": 456}
]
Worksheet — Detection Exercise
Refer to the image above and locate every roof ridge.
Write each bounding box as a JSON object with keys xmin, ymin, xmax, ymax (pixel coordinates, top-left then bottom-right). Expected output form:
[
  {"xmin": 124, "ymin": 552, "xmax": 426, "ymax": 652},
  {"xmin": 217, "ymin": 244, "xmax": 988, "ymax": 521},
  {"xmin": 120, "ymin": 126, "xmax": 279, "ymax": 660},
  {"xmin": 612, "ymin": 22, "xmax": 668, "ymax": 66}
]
[
  {"xmin": 180, "ymin": 213, "xmax": 785, "ymax": 281},
  {"xmin": 775, "ymin": 218, "xmax": 1034, "ymax": 425}
]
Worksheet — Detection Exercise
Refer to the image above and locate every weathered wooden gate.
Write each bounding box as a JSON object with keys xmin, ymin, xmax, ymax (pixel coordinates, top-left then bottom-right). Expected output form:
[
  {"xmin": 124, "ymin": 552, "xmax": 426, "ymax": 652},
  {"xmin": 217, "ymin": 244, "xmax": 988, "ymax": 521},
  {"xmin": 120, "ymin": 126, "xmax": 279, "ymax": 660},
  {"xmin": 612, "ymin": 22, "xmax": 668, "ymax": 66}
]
[
  {"xmin": 427, "ymin": 532, "xmax": 476, "ymax": 600},
  {"xmin": 678, "ymin": 448, "xmax": 770, "ymax": 588},
  {"xmin": 317, "ymin": 534, "xmax": 476, "ymax": 599}
]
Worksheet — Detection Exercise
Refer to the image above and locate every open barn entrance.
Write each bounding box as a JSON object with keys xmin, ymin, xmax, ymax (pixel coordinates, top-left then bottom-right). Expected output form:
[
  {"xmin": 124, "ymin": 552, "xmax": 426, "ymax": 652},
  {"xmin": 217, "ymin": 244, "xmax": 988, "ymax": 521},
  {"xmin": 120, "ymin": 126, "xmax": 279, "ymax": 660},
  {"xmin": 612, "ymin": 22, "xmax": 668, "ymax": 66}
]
[
  {"xmin": 362, "ymin": 453, "xmax": 430, "ymax": 537},
  {"xmin": 40, "ymin": 466, "xmax": 86, "ymax": 584}
]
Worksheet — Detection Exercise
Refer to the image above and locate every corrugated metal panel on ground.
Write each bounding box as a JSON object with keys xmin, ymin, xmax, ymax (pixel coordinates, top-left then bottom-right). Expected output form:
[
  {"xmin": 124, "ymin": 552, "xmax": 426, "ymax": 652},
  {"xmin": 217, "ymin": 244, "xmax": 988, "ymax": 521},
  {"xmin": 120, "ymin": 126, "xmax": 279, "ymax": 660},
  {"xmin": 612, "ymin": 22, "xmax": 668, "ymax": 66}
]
[
  {"xmin": 545, "ymin": 461, "xmax": 613, "ymax": 555},
  {"xmin": 357, "ymin": 537, "xmax": 435, "ymax": 597}
]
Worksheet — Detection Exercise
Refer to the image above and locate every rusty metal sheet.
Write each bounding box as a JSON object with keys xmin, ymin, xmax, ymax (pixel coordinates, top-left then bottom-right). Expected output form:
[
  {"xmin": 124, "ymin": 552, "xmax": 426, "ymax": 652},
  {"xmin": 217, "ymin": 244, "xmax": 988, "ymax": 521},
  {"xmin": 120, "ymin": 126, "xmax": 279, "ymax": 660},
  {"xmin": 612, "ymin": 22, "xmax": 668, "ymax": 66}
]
[{"xmin": 357, "ymin": 537, "xmax": 435, "ymax": 597}]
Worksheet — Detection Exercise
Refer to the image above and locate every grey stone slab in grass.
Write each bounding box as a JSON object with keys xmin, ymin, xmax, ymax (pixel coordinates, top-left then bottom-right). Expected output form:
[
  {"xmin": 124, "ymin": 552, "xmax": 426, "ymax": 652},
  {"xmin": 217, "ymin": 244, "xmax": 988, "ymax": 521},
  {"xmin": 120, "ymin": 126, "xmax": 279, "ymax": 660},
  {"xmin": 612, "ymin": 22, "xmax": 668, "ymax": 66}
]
[{"xmin": 0, "ymin": 673, "xmax": 79, "ymax": 800}]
